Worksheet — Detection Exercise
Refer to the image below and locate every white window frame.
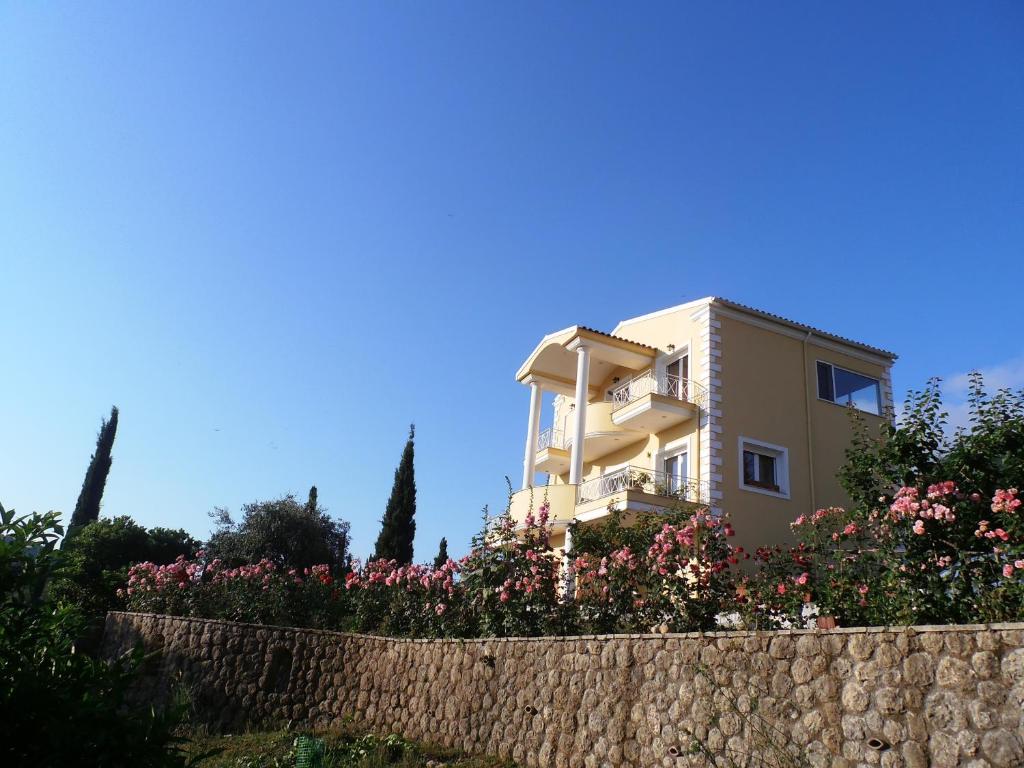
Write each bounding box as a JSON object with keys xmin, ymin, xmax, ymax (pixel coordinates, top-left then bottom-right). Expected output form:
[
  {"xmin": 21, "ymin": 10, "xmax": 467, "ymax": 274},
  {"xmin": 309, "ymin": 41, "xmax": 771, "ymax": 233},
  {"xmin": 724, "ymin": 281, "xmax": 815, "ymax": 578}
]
[
  {"xmin": 657, "ymin": 344, "xmax": 690, "ymax": 379},
  {"xmin": 658, "ymin": 436, "xmax": 691, "ymax": 477},
  {"xmin": 815, "ymin": 359, "xmax": 882, "ymax": 416},
  {"xmin": 657, "ymin": 435, "xmax": 695, "ymax": 499},
  {"xmin": 738, "ymin": 436, "xmax": 790, "ymax": 499}
]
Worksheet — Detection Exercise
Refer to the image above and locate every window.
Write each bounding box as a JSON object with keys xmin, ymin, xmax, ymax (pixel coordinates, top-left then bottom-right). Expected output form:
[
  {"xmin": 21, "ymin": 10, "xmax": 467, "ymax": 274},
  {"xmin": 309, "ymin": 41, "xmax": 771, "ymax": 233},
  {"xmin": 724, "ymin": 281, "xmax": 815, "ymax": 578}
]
[
  {"xmin": 738, "ymin": 437, "xmax": 790, "ymax": 498},
  {"xmin": 817, "ymin": 361, "xmax": 881, "ymax": 415},
  {"xmin": 664, "ymin": 353, "xmax": 689, "ymax": 400},
  {"xmin": 742, "ymin": 450, "xmax": 777, "ymax": 491},
  {"xmin": 663, "ymin": 451, "xmax": 689, "ymax": 497}
]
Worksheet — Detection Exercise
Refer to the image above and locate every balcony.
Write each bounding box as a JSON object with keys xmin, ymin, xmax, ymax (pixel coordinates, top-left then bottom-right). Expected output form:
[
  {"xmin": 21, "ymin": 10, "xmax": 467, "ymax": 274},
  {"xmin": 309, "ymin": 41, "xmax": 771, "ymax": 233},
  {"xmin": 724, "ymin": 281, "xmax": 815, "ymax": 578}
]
[
  {"xmin": 575, "ymin": 465, "xmax": 709, "ymax": 510},
  {"xmin": 509, "ymin": 482, "xmax": 577, "ymax": 528},
  {"xmin": 563, "ymin": 400, "xmax": 645, "ymax": 463},
  {"xmin": 535, "ymin": 427, "xmax": 570, "ymax": 475},
  {"xmin": 509, "ymin": 467, "xmax": 708, "ymax": 532},
  {"xmin": 610, "ymin": 371, "xmax": 706, "ymax": 432}
]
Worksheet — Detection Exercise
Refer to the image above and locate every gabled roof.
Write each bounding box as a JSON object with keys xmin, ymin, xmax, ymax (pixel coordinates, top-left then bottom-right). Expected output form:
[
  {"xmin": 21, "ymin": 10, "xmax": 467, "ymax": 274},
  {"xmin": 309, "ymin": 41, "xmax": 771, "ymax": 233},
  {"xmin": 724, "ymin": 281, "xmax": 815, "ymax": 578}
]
[
  {"xmin": 712, "ymin": 298, "xmax": 898, "ymax": 360},
  {"xmin": 515, "ymin": 325, "xmax": 656, "ymax": 392},
  {"xmin": 574, "ymin": 325, "xmax": 657, "ymax": 351},
  {"xmin": 615, "ymin": 296, "xmax": 897, "ymax": 360}
]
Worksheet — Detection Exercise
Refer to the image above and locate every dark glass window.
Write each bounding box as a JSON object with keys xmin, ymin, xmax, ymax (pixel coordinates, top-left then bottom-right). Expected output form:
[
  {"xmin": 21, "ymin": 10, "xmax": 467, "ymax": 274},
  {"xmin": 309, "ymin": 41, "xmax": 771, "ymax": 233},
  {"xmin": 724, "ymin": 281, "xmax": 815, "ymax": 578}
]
[
  {"xmin": 817, "ymin": 361, "xmax": 835, "ymax": 401},
  {"xmin": 817, "ymin": 362, "xmax": 881, "ymax": 416},
  {"xmin": 743, "ymin": 449, "xmax": 778, "ymax": 491}
]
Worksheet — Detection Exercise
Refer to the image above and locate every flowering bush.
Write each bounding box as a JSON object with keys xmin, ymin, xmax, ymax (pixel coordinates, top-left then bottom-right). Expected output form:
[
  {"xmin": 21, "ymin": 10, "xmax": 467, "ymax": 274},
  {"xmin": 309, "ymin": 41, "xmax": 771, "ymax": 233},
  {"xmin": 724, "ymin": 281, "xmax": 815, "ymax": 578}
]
[
  {"xmin": 570, "ymin": 507, "xmax": 739, "ymax": 633},
  {"xmin": 741, "ymin": 374, "xmax": 1022, "ymax": 628},
  {"xmin": 120, "ymin": 374, "xmax": 1022, "ymax": 635},
  {"xmin": 121, "ymin": 486, "xmax": 1023, "ymax": 635},
  {"xmin": 883, "ymin": 483, "xmax": 1023, "ymax": 623},
  {"xmin": 737, "ymin": 544, "xmax": 815, "ymax": 629},
  {"xmin": 344, "ymin": 557, "xmax": 464, "ymax": 638},
  {"xmin": 458, "ymin": 501, "xmax": 570, "ymax": 637},
  {"xmin": 740, "ymin": 486, "xmax": 1024, "ymax": 628},
  {"xmin": 122, "ymin": 554, "xmax": 351, "ymax": 629},
  {"xmin": 571, "ymin": 545, "xmax": 656, "ymax": 633}
]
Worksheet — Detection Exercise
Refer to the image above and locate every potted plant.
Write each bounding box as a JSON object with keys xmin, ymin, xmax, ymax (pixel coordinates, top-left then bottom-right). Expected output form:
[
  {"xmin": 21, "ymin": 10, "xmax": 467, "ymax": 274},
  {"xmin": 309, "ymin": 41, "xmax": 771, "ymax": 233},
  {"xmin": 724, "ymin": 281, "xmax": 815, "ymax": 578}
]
[{"xmin": 629, "ymin": 471, "xmax": 651, "ymax": 491}]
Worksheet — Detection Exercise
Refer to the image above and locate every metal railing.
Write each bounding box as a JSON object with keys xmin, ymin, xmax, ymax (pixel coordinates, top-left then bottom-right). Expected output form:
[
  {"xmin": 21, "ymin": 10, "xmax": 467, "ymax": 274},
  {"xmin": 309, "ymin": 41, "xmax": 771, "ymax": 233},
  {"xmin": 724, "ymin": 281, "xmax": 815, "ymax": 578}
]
[
  {"xmin": 575, "ymin": 465, "xmax": 709, "ymax": 505},
  {"xmin": 610, "ymin": 370, "xmax": 707, "ymax": 411},
  {"xmin": 537, "ymin": 427, "xmax": 568, "ymax": 451}
]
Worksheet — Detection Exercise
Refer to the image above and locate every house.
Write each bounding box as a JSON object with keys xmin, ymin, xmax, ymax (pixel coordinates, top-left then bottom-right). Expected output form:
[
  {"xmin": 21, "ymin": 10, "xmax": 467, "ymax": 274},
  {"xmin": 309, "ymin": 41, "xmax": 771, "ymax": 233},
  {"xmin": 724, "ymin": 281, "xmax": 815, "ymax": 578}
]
[{"xmin": 511, "ymin": 297, "xmax": 896, "ymax": 557}]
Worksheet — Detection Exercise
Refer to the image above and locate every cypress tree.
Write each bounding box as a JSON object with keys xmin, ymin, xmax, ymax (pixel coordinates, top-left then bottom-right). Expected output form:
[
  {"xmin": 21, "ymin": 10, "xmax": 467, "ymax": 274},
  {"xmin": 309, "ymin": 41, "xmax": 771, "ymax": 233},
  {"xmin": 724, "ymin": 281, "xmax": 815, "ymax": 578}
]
[
  {"xmin": 373, "ymin": 424, "xmax": 417, "ymax": 564},
  {"xmin": 68, "ymin": 406, "xmax": 119, "ymax": 538},
  {"xmin": 433, "ymin": 537, "xmax": 449, "ymax": 569},
  {"xmin": 306, "ymin": 485, "xmax": 318, "ymax": 514}
]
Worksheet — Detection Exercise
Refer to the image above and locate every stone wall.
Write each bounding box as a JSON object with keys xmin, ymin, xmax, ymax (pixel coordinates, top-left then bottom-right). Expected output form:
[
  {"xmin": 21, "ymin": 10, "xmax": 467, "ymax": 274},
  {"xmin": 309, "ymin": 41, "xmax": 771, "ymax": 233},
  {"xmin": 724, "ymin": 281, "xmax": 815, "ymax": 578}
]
[{"xmin": 103, "ymin": 612, "xmax": 1024, "ymax": 768}]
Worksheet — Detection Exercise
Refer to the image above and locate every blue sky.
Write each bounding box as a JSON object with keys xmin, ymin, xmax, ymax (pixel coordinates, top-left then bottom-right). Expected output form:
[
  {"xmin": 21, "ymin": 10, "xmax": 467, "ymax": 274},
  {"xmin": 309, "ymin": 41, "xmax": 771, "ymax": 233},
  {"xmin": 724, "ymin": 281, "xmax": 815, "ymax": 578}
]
[{"xmin": 2, "ymin": 2, "xmax": 1022, "ymax": 560}]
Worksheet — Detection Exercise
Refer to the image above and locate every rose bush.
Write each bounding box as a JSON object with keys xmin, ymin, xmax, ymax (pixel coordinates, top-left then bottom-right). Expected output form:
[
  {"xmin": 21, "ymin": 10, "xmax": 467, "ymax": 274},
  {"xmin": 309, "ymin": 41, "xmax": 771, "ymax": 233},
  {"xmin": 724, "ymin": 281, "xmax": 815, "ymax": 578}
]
[
  {"xmin": 457, "ymin": 501, "xmax": 570, "ymax": 637},
  {"xmin": 121, "ymin": 376, "xmax": 1022, "ymax": 635},
  {"xmin": 123, "ymin": 555, "xmax": 351, "ymax": 629},
  {"xmin": 345, "ymin": 557, "xmax": 465, "ymax": 638},
  {"xmin": 572, "ymin": 509, "xmax": 739, "ymax": 633}
]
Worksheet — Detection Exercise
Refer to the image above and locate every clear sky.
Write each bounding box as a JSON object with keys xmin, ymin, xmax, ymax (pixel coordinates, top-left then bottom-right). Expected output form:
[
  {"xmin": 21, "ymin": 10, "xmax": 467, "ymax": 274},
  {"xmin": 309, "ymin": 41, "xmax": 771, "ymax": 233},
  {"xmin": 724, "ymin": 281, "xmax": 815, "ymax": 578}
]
[{"xmin": 2, "ymin": 2, "xmax": 1022, "ymax": 561}]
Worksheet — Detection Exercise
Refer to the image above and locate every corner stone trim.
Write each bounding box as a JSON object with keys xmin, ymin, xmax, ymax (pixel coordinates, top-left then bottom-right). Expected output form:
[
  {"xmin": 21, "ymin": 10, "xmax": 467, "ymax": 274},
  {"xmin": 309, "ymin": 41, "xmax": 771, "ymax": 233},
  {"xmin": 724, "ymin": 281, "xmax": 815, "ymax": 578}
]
[{"xmin": 103, "ymin": 613, "xmax": 1024, "ymax": 768}]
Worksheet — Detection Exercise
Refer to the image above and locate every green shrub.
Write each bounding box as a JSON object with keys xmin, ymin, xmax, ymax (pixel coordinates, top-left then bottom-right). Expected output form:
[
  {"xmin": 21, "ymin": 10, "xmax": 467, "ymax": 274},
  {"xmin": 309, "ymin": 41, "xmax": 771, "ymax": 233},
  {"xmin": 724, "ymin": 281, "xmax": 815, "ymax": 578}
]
[
  {"xmin": 0, "ymin": 503, "xmax": 185, "ymax": 767},
  {"xmin": 49, "ymin": 515, "xmax": 199, "ymax": 627}
]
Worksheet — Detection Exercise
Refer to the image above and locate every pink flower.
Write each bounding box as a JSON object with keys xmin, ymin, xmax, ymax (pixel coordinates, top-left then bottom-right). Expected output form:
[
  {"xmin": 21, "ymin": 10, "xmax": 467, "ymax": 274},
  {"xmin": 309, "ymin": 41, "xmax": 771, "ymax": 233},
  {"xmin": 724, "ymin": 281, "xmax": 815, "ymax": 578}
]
[
  {"xmin": 795, "ymin": 572, "xmax": 809, "ymax": 586},
  {"xmin": 889, "ymin": 487, "xmax": 920, "ymax": 520},
  {"xmin": 926, "ymin": 481, "xmax": 957, "ymax": 499},
  {"xmin": 1003, "ymin": 564, "xmax": 1015, "ymax": 579},
  {"xmin": 912, "ymin": 520, "xmax": 925, "ymax": 536},
  {"xmin": 538, "ymin": 502, "xmax": 550, "ymax": 525},
  {"xmin": 776, "ymin": 583, "xmax": 787, "ymax": 595},
  {"xmin": 992, "ymin": 488, "xmax": 1021, "ymax": 515}
]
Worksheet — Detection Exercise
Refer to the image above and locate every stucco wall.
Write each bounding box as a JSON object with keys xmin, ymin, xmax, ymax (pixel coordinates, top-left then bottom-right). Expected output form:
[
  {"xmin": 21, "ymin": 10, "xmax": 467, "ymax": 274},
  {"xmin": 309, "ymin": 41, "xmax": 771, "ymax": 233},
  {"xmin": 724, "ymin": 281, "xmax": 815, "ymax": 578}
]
[
  {"xmin": 104, "ymin": 612, "xmax": 1024, "ymax": 768},
  {"xmin": 715, "ymin": 311, "xmax": 893, "ymax": 556}
]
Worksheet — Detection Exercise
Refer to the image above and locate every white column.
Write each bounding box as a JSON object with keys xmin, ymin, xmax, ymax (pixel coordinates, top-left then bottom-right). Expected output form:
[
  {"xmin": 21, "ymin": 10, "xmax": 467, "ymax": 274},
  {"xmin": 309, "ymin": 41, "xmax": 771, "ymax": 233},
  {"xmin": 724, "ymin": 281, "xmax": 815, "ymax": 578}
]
[
  {"xmin": 521, "ymin": 380, "xmax": 542, "ymax": 489},
  {"xmin": 562, "ymin": 525, "xmax": 575, "ymax": 598},
  {"xmin": 568, "ymin": 344, "xmax": 590, "ymax": 485}
]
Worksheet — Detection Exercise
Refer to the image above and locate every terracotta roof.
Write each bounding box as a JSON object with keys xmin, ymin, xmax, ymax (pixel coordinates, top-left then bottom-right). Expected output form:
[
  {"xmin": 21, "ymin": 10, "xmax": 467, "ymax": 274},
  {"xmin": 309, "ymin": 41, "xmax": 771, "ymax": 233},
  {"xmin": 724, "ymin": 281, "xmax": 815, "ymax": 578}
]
[
  {"xmin": 576, "ymin": 325, "xmax": 657, "ymax": 351},
  {"xmin": 712, "ymin": 298, "xmax": 897, "ymax": 360}
]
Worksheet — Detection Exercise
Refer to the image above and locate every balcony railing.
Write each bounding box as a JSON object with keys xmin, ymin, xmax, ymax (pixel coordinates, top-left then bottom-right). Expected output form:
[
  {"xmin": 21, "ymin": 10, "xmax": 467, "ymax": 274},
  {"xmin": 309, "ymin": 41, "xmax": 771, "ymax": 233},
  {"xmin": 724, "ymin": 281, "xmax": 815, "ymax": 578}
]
[
  {"xmin": 576, "ymin": 465, "xmax": 709, "ymax": 506},
  {"xmin": 537, "ymin": 427, "xmax": 568, "ymax": 451},
  {"xmin": 610, "ymin": 371, "xmax": 707, "ymax": 411}
]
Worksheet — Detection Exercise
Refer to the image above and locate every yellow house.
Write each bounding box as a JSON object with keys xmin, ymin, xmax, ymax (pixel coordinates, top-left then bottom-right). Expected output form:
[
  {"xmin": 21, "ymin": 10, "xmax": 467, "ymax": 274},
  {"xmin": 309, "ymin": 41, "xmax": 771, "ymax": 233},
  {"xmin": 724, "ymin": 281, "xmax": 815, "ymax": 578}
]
[{"xmin": 510, "ymin": 297, "xmax": 896, "ymax": 557}]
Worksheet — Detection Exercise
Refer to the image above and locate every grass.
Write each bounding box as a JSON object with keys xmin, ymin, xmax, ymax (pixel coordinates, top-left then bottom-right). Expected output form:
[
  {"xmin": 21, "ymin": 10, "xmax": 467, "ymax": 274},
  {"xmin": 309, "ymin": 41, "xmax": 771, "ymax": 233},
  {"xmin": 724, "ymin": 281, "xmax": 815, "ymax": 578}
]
[{"xmin": 183, "ymin": 728, "xmax": 516, "ymax": 768}]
